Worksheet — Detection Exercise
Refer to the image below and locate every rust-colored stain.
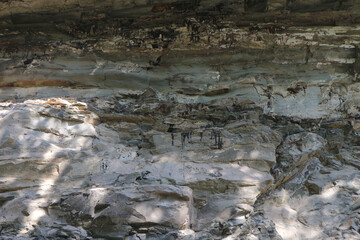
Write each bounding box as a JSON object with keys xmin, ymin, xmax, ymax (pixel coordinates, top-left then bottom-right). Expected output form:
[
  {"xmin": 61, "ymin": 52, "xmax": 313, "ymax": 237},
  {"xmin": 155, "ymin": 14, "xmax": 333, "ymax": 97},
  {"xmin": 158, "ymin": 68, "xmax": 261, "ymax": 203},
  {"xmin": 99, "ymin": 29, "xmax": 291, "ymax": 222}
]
[
  {"xmin": 203, "ymin": 88, "xmax": 230, "ymax": 96},
  {"xmin": 100, "ymin": 114, "xmax": 155, "ymax": 124},
  {"xmin": 43, "ymin": 98, "xmax": 79, "ymax": 105},
  {"xmin": 0, "ymin": 79, "xmax": 77, "ymax": 88},
  {"xmin": 151, "ymin": 4, "xmax": 172, "ymax": 13},
  {"xmin": 44, "ymin": 98, "xmax": 68, "ymax": 106},
  {"xmin": 0, "ymin": 41, "xmax": 18, "ymax": 54}
]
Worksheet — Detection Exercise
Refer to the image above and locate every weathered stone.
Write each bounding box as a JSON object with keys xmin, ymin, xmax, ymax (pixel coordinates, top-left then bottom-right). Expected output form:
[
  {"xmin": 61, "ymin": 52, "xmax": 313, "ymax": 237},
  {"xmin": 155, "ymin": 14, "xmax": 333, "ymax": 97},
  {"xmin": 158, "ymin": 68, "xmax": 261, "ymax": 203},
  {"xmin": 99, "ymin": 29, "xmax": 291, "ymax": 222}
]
[
  {"xmin": 1, "ymin": 1, "xmax": 360, "ymax": 239},
  {"xmin": 57, "ymin": 185, "xmax": 193, "ymax": 238}
]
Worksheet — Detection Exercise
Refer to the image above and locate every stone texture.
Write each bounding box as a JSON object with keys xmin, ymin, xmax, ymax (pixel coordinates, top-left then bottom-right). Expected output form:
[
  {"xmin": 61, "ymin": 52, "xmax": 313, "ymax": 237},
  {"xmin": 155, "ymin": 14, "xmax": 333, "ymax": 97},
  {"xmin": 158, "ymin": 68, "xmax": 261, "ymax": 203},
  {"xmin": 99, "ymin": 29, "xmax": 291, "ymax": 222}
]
[
  {"xmin": 0, "ymin": 97, "xmax": 279, "ymax": 239},
  {"xmin": 1, "ymin": 1, "xmax": 360, "ymax": 239}
]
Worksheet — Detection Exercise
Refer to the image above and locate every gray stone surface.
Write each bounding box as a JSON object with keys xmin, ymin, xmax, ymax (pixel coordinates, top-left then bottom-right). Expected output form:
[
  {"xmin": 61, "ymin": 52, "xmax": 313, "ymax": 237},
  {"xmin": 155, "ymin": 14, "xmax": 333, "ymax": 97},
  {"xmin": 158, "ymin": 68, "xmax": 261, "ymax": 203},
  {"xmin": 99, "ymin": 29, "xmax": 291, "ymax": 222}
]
[{"xmin": 1, "ymin": 1, "xmax": 360, "ymax": 239}]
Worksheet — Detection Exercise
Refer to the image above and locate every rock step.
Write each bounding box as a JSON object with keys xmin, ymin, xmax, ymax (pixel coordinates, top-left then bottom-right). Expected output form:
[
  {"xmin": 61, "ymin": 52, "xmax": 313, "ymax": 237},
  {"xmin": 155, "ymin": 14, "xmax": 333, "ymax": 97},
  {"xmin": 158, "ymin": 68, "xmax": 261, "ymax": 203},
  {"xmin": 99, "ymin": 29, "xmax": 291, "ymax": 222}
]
[
  {"xmin": 48, "ymin": 185, "xmax": 193, "ymax": 239},
  {"xmin": 151, "ymin": 144, "xmax": 276, "ymax": 167}
]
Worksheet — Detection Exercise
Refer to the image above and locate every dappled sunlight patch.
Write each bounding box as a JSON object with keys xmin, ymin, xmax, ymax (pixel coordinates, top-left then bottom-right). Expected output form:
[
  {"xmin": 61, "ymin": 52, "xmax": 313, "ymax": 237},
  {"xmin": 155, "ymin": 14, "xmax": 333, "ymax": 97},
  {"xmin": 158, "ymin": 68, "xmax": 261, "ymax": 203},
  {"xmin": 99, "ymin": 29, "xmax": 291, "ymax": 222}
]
[
  {"xmin": 273, "ymin": 189, "xmax": 291, "ymax": 206},
  {"xmin": 320, "ymin": 185, "xmax": 339, "ymax": 200},
  {"xmin": 43, "ymin": 147, "xmax": 64, "ymax": 160},
  {"xmin": 134, "ymin": 203, "xmax": 164, "ymax": 223},
  {"xmin": 0, "ymin": 98, "xmax": 109, "ymax": 237},
  {"xmin": 276, "ymin": 223, "xmax": 322, "ymax": 240},
  {"xmin": 37, "ymin": 179, "xmax": 56, "ymax": 196},
  {"xmin": 155, "ymin": 152, "xmax": 187, "ymax": 163},
  {"xmin": 262, "ymin": 166, "xmax": 360, "ymax": 240},
  {"xmin": 18, "ymin": 199, "xmax": 48, "ymax": 232},
  {"xmin": 25, "ymin": 98, "xmax": 87, "ymax": 111},
  {"xmin": 0, "ymin": 177, "xmax": 17, "ymax": 185},
  {"xmin": 250, "ymin": 150, "xmax": 260, "ymax": 159},
  {"xmin": 263, "ymin": 196, "xmax": 323, "ymax": 240}
]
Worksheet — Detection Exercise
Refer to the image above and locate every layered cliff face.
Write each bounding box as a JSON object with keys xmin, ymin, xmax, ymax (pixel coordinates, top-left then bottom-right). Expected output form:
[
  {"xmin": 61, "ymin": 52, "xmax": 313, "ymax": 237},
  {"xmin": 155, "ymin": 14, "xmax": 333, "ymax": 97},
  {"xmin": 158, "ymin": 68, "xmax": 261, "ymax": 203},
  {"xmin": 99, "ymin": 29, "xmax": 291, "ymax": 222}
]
[{"xmin": 1, "ymin": 1, "xmax": 360, "ymax": 240}]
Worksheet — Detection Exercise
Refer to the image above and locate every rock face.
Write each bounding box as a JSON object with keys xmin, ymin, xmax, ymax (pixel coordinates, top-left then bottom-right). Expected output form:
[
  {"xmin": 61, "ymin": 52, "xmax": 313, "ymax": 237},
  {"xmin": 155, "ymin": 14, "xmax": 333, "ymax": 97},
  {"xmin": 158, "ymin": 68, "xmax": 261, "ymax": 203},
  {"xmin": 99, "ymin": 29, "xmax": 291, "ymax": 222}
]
[
  {"xmin": 0, "ymin": 96, "xmax": 280, "ymax": 239},
  {"xmin": 1, "ymin": 1, "xmax": 360, "ymax": 239}
]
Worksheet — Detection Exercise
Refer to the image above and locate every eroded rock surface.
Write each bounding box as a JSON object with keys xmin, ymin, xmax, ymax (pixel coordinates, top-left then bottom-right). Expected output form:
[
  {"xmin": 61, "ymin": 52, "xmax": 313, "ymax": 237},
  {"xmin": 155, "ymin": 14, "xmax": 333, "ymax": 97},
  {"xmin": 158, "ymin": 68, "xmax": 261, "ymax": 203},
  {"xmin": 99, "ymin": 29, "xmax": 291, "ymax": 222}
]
[
  {"xmin": 1, "ymin": 1, "xmax": 360, "ymax": 239},
  {"xmin": 0, "ymin": 94, "xmax": 282, "ymax": 239}
]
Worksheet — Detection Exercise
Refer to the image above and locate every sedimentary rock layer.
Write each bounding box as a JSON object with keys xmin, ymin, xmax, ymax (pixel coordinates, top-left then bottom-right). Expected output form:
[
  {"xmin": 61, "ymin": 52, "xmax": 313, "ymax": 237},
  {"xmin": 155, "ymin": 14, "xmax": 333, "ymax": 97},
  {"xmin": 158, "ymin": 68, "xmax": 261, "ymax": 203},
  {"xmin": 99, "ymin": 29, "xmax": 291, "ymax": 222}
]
[{"xmin": 1, "ymin": 1, "xmax": 360, "ymax": 239}]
